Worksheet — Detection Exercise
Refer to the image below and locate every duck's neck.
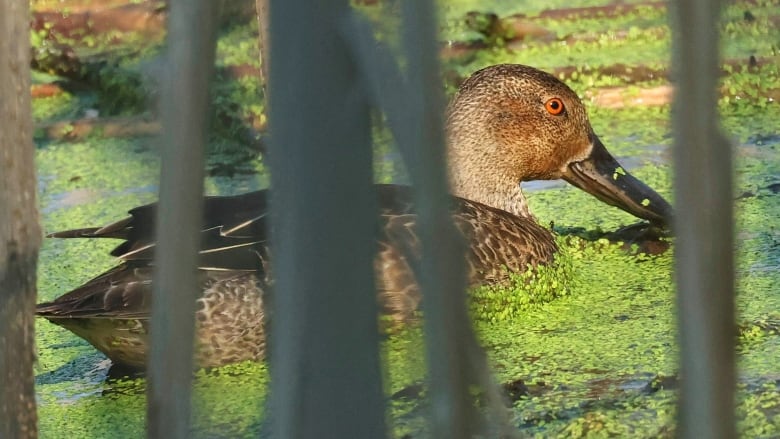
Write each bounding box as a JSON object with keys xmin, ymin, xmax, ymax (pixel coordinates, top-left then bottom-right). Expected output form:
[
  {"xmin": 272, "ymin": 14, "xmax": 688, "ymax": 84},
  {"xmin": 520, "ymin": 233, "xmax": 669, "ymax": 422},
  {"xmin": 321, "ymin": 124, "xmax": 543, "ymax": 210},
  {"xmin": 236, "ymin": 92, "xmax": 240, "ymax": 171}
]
[
  {"xmin": 445, "ymin": 107, "xmax": 535, "ymax": 219},
  {"xmin": 449, "ymin": 168, "xmax": 533, "ymax": 218}
]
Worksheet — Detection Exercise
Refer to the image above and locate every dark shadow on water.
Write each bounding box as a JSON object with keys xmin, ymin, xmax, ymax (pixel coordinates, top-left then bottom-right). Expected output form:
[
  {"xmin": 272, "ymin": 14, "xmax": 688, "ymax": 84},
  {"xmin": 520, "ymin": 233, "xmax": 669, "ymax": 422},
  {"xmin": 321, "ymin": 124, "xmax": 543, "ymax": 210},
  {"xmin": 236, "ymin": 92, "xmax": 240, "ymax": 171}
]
[
  {"xmin": 554, "ymin": 221, "xmax": 672, "ymax": 256},
  {"xmin": 35, "ymin": 352, "xmax": 110, "ymax": 386}
]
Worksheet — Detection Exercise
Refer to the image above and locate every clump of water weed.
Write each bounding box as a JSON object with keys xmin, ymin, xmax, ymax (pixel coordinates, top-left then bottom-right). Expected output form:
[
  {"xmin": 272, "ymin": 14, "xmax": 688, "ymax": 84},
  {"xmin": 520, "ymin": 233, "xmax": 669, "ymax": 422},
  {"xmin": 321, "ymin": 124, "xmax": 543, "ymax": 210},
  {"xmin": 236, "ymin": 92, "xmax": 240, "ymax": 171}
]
[{"xmin": 470, "ymin": 236, "xmax": 576, "ymax": 322}]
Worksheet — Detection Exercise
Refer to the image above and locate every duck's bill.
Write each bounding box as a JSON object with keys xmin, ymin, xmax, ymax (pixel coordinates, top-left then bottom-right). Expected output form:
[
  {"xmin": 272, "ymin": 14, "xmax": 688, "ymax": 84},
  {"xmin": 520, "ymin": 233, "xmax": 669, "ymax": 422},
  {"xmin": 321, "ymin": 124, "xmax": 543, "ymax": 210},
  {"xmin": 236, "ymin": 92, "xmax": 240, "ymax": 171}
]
[{"xmin": 561, "ymin": 135, "xmax": 672, "ymax": 227}]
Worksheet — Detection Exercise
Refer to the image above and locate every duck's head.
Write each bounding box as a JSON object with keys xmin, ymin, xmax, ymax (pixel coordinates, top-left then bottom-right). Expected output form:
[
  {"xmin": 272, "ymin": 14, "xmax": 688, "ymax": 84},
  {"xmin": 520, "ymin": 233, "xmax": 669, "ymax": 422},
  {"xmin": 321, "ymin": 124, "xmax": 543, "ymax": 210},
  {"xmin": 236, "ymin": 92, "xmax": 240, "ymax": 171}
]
[{"xmin": 446, "ymin": 64, "xmax": 671, "ymax": 226}]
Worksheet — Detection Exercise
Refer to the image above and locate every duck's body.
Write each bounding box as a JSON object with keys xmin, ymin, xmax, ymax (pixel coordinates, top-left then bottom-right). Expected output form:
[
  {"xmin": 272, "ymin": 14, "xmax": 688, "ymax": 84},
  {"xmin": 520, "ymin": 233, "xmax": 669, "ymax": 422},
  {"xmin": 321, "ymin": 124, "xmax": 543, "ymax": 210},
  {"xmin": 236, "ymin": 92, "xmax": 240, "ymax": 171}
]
[
  {"xmin": 38, "ymin": 64, "xmax": 671, "ymax": 369},
  {"xmin": 38, "ymin": 186, "xmax": 556, "ymax": 368}
]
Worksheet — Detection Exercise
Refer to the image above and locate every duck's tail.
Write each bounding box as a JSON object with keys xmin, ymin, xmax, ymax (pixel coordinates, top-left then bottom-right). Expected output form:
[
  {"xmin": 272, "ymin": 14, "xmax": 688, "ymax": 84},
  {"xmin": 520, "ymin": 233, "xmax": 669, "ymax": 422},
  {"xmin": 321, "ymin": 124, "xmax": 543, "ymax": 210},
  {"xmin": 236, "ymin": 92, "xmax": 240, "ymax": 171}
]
[{"xmin": 46, "ymin": 217, "xmax": 133, "ymax": 239}]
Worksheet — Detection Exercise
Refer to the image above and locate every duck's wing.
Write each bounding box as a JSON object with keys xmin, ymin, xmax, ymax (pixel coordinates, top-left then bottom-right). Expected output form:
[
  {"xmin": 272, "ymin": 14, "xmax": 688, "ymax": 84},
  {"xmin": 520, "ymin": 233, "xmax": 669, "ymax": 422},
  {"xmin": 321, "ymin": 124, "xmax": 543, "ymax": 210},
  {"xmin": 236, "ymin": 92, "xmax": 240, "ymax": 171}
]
[
  {"xmin": 38, "ymin": 190, "xmax": 272, "ymax": 318},
  {"xmin": 36, "ymin": 262, "xmax": 153, "ymax": 318},
  {"xmin": 36, "ymin": 263, "xmax": 260, "ymax": 319},
  {"xmin": 454, "ymin": 198, "xmax": 558, "ymax": 283},
  {"xmin": 47, "ymin": 190, "xmax": 270, "ymax": 270}
]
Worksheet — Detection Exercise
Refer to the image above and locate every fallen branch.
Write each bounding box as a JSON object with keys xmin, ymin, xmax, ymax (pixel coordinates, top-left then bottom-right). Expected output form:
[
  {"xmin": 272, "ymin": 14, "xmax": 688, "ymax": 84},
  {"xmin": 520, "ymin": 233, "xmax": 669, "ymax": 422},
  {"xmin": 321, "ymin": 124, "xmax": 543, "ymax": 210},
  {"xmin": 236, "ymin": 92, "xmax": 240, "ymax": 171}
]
[
  {"xmin": 35, "ymin": 116, "xmax": 160, "ymax": 141},
  {"xmin": 537, "ymin": 1, "xmax": 665, "ymax": 20},
  {"xmin": 586, "ymin": 85, "xmax": 673, "ymax": 109},
  {"xmin": 31, "ymin": 83, "xmax": 65, "ymax": 98},
  {"xmin": 31, "ymin": 2, "xmax": 166, "ymax": 40}
]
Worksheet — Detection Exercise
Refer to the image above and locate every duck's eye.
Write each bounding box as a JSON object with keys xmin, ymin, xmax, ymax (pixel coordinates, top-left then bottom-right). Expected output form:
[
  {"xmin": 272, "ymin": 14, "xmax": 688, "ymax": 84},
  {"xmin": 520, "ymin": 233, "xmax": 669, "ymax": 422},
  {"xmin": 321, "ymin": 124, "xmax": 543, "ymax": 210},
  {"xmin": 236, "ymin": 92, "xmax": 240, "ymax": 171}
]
[{"xmin": 545, "ymin": 98, "xmax": 565, "ymax": 115}]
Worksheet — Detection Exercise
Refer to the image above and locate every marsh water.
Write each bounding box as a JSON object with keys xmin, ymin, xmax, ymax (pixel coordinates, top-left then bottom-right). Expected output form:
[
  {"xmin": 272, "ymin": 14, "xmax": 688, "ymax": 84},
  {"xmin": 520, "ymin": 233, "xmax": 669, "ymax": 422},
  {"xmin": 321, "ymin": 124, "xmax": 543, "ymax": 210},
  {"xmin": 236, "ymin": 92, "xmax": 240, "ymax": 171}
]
[{"xmin": 32, "ymin": 0, "xmax": 780, "ymax": 437}]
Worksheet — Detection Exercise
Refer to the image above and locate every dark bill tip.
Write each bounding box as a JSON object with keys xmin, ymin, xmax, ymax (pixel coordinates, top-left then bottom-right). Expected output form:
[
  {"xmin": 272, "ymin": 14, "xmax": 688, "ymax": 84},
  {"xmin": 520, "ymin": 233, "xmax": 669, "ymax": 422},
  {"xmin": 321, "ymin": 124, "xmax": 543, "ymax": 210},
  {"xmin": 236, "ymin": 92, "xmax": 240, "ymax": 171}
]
[{"xmin": 562, "ymin": 136, "xmax": 673, "ymax": 227}]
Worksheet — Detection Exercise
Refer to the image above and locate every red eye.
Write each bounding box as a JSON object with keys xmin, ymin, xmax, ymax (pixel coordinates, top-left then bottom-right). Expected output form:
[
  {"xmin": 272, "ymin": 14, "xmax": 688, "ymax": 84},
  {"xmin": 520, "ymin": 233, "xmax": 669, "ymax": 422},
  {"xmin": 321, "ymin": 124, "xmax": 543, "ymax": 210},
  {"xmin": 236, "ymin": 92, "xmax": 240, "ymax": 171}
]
[{"xmin": 545, "ymin": 98, "xmax": 565, "ymax": 115}]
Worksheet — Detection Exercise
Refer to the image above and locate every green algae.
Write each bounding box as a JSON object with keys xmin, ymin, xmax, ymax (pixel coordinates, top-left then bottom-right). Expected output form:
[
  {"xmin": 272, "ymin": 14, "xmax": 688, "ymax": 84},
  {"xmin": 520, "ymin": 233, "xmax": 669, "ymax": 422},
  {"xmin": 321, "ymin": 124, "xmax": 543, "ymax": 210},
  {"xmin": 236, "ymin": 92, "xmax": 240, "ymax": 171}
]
[
  {"xmin": 191, "ymin": 362, "xmax": 269, "ymax": 437},
  {"xmin": 476, "ymin": 239, "xmax": 677, "ymax": 437}
]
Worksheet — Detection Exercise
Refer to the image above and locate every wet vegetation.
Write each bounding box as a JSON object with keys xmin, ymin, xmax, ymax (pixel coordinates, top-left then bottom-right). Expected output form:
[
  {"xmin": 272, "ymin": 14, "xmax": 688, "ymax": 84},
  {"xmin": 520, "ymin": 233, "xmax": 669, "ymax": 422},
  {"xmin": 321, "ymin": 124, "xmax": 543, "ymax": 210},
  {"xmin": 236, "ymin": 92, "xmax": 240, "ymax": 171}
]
[{"xmin": 32, "ymin": 0, "xmax": 780, "ymax": 437}]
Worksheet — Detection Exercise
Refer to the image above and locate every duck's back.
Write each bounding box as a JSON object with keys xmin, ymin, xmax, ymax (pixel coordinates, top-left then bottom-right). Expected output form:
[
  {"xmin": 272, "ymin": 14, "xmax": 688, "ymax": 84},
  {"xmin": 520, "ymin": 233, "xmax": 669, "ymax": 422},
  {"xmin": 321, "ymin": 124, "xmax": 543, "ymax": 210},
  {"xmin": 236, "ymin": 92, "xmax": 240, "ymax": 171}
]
[{"xmin": 375, "ymin": 185, "xmax": 556, "ymax": 320}]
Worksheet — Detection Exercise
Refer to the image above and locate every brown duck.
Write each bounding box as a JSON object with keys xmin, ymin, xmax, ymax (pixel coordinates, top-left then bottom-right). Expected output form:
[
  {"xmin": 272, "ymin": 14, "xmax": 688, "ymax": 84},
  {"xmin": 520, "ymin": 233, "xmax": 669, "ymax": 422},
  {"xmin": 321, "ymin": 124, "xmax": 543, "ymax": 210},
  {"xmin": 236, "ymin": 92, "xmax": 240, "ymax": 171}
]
[{"xmin": 37, "ymin": 64, "xmax": 671, "ymax": 369}]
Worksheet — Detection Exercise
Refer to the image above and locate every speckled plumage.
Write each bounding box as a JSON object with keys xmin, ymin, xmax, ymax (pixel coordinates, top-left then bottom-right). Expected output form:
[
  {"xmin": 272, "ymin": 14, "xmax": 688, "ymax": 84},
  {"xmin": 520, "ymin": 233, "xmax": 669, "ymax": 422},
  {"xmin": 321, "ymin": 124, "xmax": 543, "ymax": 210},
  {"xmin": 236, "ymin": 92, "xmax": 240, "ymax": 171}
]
[{"xmin": 37, "ymin": 64, "xmax": 670, "ymax": 369}]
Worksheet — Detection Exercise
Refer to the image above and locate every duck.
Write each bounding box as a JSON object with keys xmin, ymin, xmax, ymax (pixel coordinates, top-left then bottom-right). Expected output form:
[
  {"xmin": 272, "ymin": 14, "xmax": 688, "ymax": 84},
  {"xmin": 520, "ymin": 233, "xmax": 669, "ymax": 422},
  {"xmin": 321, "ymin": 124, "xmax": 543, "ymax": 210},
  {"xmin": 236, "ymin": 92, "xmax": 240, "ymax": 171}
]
[
  {"xmin": 37, "ymin": 64, "xmax": 672, "ymax": 370},
  {"xmin": 464, "ymin": 11, "xmax": 557, "ymax": 47}
]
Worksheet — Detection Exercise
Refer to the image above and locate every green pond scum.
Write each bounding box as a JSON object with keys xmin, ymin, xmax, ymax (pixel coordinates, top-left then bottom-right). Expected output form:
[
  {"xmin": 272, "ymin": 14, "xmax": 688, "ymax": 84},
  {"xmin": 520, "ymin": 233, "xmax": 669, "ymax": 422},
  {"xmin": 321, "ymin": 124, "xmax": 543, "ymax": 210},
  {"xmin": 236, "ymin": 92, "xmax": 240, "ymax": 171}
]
[{"xmin": 32, "ymin": 0, "xmax": 780, "ymax": 437}]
